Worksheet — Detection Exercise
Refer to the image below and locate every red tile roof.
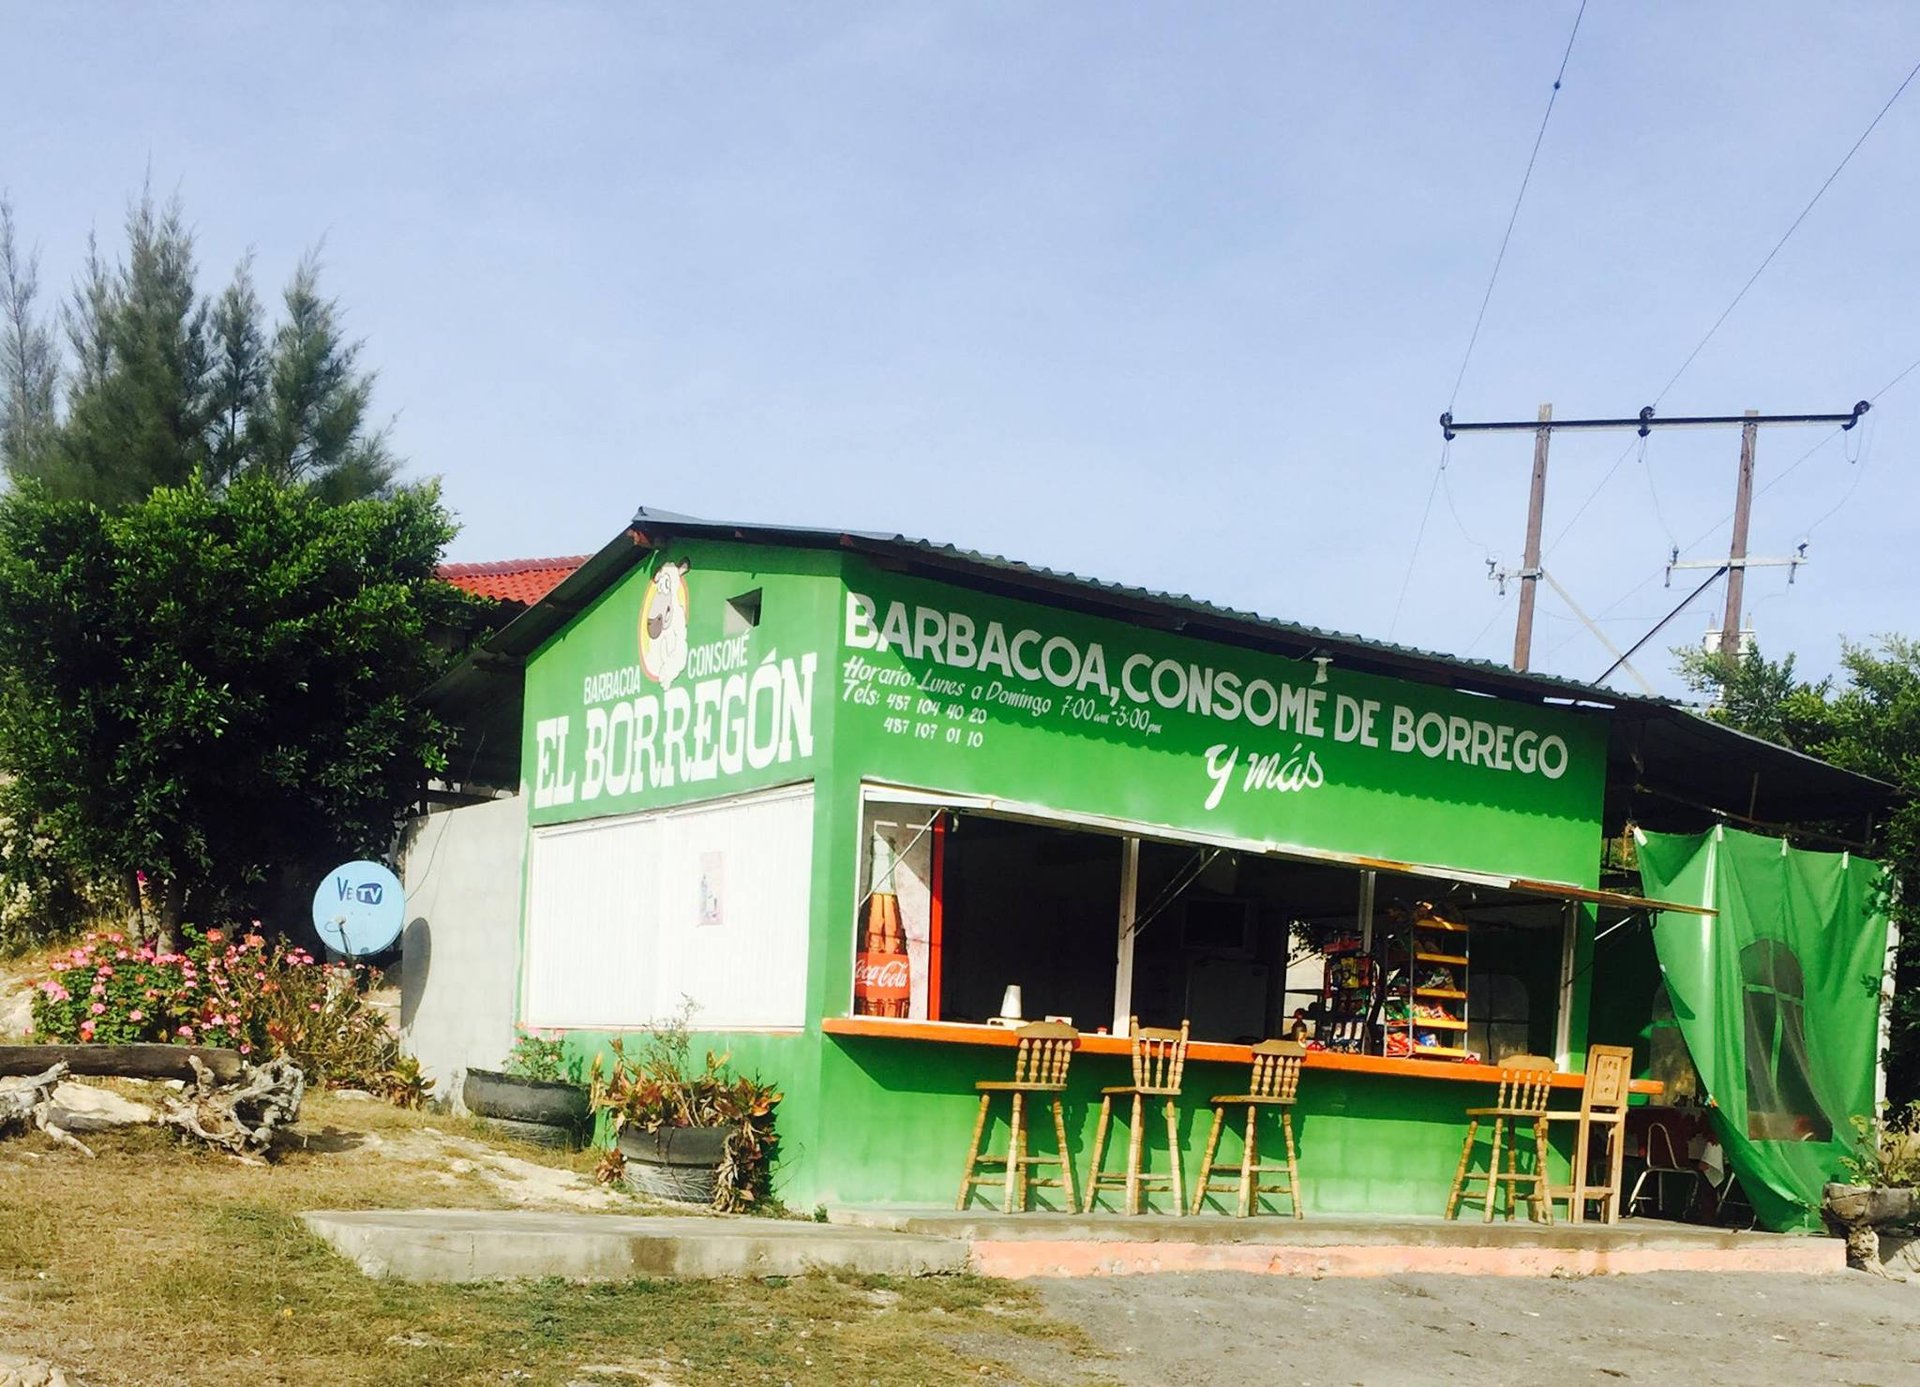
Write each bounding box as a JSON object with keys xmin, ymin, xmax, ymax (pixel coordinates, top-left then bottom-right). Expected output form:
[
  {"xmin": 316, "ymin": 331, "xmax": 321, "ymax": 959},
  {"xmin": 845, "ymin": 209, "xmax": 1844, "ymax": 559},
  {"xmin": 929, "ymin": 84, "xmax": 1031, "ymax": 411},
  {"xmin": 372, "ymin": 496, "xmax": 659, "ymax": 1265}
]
[{"xmin": 438, "ymin": 556, "xmax": 588, "ymax": 606}]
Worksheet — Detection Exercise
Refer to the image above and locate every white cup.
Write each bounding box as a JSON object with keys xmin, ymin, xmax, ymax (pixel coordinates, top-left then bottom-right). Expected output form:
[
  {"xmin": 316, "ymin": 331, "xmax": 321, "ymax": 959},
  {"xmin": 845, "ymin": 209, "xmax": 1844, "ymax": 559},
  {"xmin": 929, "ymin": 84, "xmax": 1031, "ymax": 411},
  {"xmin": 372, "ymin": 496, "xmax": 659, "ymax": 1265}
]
[{"xmin": 1000, "ymin": 985, "xmax": 1023, "ymax": 1020}]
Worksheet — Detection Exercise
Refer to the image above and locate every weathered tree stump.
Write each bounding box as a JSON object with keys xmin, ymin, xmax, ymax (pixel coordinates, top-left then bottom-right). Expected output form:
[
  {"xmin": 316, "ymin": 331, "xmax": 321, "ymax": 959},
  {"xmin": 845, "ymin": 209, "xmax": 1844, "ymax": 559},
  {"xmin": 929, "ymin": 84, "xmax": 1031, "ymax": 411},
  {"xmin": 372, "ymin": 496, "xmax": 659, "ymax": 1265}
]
[
  {"xmin": 0, "ymin": 1044, "xmax": 244, "ymax": 1083},
  {"xmin": 0, "ymin": 1062, "xmax": 95, "ymax": 1158},
  {"xmin": 158, "ymin": 1055, "xmax": 305, "ymax": 1161}
]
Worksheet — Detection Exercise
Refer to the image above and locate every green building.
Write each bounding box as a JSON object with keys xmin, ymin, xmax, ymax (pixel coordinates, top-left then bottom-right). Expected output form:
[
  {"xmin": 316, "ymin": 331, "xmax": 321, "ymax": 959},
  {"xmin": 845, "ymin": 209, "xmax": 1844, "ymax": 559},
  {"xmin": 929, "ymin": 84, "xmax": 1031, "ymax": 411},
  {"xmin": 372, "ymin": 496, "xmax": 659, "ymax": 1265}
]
[{"xmin": 415, "ymin": 508, "xmax": 1896, "ymax": 1231}]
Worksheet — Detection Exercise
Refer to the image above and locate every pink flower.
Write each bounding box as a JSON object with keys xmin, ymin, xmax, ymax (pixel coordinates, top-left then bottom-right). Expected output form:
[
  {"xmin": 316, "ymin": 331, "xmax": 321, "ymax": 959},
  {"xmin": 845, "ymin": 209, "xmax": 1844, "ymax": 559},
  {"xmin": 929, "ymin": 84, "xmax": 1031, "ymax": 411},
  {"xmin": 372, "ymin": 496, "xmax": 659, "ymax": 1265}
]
[
  {"xmin": 89, "ymin": 1002, "xmax": 106, "ymax": 1015},
  {"xmin": 90, "ymin": 984, "xmax": 105, "ymax": 998},
  {"xmin": 309, "ymin": 1003, "xmax": 322, "ymax": 1013},
  {"xmin": 128, "ymin": 1009, "xmax": 144, "ymax": 1022},
  {"xmin": 144, "ymin": 989, "xmax": 159, "ymax": 1001},
  {"xmin": 96, "ymin": 965, "xmax": 114, "ymax": 978},
  {"xmin": 106, "ymin": 932, "xmax": 123, "ymax": 944},
  {"xmin": 239, "ymin": 1044, "xmax": 252, "ymax": 1055},
  {"xmin": 78, "ymin": 1021, "xmax": 95, "ymax": 1039},
  {"xmin": 177, "ymin": 1025, "xmax": 195, "ymax": 1039}
]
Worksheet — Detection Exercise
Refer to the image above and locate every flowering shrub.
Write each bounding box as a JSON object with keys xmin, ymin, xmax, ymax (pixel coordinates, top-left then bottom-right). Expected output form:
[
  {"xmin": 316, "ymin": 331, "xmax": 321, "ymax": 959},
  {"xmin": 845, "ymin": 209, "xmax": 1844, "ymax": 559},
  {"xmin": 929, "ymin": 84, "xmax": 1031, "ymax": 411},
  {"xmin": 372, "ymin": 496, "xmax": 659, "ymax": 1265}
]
[
  {"xmin": 503, "ymin": 1028, "xmax": 579, "ymax": 1085},
  {"xmin": 28, "ymin": 926, "xmax": 398, "ymax": 1087}
]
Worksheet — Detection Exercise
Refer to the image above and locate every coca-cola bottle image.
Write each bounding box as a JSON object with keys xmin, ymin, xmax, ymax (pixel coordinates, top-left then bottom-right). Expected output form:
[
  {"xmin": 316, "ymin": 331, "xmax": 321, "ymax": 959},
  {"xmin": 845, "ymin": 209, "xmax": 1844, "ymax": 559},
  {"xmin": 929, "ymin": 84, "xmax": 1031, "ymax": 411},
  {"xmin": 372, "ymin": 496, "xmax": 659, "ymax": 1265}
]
[{"xmin": 854, "ymin": 832, "xmax": 911, "ymax": 1018}]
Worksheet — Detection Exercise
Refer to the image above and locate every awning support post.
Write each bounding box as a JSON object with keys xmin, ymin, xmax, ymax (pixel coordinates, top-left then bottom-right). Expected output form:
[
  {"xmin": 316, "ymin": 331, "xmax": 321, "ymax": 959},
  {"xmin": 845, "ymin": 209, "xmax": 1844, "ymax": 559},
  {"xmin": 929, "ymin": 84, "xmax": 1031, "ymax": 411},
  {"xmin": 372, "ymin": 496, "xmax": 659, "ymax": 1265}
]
[
  {"xmin": 1555, "ymin": 898, "xmax": 1578, "ymax": 1069},
  {"xmin": 1111, "ymin": 837, "xmax": 1140, "ymax": 1038}
]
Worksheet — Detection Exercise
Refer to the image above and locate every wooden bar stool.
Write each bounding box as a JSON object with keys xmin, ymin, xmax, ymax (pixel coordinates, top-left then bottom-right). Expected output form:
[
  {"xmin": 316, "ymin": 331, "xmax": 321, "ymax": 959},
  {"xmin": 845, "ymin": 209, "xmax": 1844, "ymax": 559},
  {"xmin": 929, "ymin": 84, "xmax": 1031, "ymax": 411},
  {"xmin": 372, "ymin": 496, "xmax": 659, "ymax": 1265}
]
[
  {"xmin": 956, "ymin": 1021, "xmax": 1079, "ymax": 1213},
  {"xmin": 1545, "ymin": 1044, "xmax": 1633, "ymax": 1224},
  {"xmin": 1191, "ymin": 1039, "xmax": 1306, "ymax": 1218},
  {"xmin": 1084, "ymin": 1018, "xmax": 1188, "ymax": 1215},
  {"xmin": 1444, "ymin": 1054, "xmax": 1556, "ymax": 1224}
]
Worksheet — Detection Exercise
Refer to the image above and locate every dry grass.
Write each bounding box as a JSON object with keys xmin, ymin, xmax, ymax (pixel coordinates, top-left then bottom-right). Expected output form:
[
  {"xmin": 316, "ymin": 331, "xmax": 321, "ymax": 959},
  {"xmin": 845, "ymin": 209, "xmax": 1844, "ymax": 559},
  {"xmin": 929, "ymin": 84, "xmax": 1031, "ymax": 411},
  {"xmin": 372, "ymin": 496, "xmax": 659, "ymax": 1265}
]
[{"xmin": 0, "ymin": 1089, "xmax": 1087, "ymax": 1386}]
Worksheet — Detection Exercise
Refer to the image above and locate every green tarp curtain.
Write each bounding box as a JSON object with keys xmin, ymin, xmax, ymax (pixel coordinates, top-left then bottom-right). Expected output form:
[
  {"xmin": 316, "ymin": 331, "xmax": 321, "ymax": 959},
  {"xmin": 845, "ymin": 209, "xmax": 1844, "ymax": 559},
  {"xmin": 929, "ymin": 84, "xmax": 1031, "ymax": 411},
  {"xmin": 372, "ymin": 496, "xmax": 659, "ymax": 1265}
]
[{"xmin": 1636, "ymin": 825, "xmax": 1889, "ymax": 1232}]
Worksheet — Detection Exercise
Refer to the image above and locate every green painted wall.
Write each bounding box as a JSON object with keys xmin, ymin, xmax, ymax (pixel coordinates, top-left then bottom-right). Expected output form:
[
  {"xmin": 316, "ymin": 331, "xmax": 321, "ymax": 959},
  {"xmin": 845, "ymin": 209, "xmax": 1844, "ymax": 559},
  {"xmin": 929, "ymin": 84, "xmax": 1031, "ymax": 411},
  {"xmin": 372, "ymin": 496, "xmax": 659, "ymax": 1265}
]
[
  {"xmin": 815, "ymin": 1036, "xmax": 1575, "ymax": 1213},
  {"xmin": 832, "ymin": 555, "xmax": 1607, "ymax": 883},
  {"xmin": 521, "ymin": 540, "xmax": 842, "ymax": 825},
  {"xmin": 516, "ymin": 542, "xmax": 1609, "ymax": 1213}
]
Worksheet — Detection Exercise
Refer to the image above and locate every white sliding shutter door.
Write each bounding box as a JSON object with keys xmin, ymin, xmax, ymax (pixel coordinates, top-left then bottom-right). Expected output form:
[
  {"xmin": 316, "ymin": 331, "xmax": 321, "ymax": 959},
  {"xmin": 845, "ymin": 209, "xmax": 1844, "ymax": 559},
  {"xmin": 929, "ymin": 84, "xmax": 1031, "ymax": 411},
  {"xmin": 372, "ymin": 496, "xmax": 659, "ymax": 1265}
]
[
  {"xmin": 521, "ymin": 813, "xmax": 658, "ymax": 1029},
  {"xmin": 523, "ymin": 784, "xmax": 814, "ymax": 1030}
]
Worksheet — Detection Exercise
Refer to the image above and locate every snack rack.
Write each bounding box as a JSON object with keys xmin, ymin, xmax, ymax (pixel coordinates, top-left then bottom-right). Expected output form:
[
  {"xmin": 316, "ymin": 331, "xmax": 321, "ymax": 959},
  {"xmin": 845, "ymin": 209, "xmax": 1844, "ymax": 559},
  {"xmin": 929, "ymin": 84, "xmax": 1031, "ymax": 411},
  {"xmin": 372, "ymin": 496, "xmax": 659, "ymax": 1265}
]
[
  {"xmin": 1377, "ymin": 902, "xmax": 1470, "ymax": 1060},
  {"xmin": 1316, "ymin": 934, "xmax": 1376, "ymax": 1054}
]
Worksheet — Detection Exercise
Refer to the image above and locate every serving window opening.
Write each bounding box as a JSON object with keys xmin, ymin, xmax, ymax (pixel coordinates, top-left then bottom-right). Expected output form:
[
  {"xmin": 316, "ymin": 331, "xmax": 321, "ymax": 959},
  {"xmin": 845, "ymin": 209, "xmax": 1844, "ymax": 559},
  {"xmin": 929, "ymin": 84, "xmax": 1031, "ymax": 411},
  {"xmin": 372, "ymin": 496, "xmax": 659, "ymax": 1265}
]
[{"xmin": 852, "ymin": 795, "xmax": 1586, "ymax": 1060}]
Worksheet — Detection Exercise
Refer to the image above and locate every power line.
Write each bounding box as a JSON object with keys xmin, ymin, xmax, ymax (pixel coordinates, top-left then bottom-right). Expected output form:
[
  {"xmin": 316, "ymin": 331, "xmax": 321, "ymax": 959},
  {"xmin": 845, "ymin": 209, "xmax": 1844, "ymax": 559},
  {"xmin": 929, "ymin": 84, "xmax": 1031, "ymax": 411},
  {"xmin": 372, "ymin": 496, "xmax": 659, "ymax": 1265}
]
[
  {"xmin": 1654, "ymin": 54, "xmax": 1920, "ymax": 404},
  {"xmin": 1464, "ymin": 592, "xmax": 1513, "ymax": 658},
  {"xmin": 1670, "ymin": 350, "xmax": 1920, "ymax": 556},
  {"xmin": 1542, "ymin": 433, "xmax": 1637, "ymax": 558},
  {"xmin": 1387, "ymin": 440, "xmax": 1449, "ymax": 637},
  {"xmin": 1805, "ymin": 412, "xmax": 1877, "ymax": 536},
  {"xmin": 1398, "ymin": 1, "xmax": 1587, "ymax": 638},
  {"xmin": 1640, "ymin": 439, "xmax": 1679, "ymax": 547},
  {"xmin": 1439, "ymin": 462, "xmax": 1489, "ymax": 552},
  {"xmin": 1446, "ymin": 0, "xmax": 1589, "ymax": 411}
]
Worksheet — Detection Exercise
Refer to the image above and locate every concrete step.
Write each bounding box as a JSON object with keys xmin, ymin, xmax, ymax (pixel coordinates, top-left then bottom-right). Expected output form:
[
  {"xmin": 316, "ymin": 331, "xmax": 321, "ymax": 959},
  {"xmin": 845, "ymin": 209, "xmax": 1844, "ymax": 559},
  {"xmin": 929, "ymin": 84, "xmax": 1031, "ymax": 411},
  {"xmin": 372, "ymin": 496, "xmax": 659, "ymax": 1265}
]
[
  {"xmin": 302, "ymin": 1208, "xmax": 969, "ymax": 1283},
  {"xmin": 831, "ymin": 1208, "xmax": 1848, "ymax": 1278}
]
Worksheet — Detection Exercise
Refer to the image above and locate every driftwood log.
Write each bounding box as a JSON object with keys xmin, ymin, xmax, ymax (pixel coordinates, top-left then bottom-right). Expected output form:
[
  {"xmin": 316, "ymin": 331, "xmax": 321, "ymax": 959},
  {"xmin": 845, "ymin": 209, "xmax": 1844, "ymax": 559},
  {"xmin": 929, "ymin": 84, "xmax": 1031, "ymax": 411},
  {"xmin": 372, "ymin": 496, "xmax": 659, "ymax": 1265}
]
[
  {"xmin": 158, "ymin": 1055, "xmax": 305, "ymax": 1160},
  {"xmin": 0, "ymin": 1061, "xmax": 94, "ymax": 1157},
  {"xmin": 0, "ymin": 1044, "xmax": 244, "ymax": 1083}
]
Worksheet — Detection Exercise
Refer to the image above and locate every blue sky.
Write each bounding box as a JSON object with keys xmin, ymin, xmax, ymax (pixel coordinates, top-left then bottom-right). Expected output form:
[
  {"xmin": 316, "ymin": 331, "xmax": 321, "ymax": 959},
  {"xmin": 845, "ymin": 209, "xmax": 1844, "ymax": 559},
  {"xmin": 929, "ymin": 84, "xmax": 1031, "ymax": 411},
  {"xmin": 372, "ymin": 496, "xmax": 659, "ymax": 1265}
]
[{"xmin": 5, "ymin": 3, "xmax": 1917, "ymax": 696}]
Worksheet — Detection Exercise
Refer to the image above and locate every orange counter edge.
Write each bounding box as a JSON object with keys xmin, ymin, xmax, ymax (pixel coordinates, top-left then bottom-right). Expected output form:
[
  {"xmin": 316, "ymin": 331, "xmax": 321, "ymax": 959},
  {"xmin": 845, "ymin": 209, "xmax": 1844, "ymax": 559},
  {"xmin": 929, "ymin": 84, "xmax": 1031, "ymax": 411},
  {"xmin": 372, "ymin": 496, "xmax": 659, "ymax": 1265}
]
[{"xmin": 821, "ymin": 1015, "xmax": 1665, "ymax": 1096}]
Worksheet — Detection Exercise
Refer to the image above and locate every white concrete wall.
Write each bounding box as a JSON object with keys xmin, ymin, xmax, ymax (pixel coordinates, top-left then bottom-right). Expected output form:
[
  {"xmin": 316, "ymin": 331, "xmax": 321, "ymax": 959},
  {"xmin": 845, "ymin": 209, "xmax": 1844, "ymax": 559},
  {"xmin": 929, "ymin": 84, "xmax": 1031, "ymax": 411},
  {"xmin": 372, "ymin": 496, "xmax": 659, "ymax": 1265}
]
[{"xmin": 398, "ymin": 794, "xmax": 526, "ymax": 1110}]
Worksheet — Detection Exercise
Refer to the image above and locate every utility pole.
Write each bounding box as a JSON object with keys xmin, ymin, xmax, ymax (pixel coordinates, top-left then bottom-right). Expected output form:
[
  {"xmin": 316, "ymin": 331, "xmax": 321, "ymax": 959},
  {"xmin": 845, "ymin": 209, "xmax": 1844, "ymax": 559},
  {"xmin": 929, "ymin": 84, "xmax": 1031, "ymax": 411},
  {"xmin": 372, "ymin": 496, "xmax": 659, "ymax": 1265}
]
[
  {"xmin": 1719, "ymin": 409, "xmax": 1759, "ymax": 661},
  {"xmin": 1512, "ymin": 403, "xmax": 1552, "ymax": 672},
  {"xmin": 1439, "ymin": 399, "xmax": 1868, "ymax": 682}
]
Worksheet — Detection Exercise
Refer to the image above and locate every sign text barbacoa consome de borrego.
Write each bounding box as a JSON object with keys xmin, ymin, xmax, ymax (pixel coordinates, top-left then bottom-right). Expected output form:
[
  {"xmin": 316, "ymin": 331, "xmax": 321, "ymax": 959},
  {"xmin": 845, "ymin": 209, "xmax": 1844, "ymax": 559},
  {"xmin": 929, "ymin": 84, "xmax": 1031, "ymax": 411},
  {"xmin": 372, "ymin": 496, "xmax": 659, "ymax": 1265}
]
[
  {"xmin": 832, "ymin": 559, "xmax": 1607, "ymax": 881},
  {"xmin": 522, "ymin": 546, "xmax": 1606, "ymax": 880}
]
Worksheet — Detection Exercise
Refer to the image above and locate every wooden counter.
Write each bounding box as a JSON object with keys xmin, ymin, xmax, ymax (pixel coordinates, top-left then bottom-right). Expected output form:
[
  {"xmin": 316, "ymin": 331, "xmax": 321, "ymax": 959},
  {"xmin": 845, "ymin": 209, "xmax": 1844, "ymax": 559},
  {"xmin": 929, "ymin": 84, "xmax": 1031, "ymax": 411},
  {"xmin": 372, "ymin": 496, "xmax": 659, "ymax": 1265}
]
[{"xmin": 821, "ymin": 1016, "xmax": 1664, "ymax": 1096}]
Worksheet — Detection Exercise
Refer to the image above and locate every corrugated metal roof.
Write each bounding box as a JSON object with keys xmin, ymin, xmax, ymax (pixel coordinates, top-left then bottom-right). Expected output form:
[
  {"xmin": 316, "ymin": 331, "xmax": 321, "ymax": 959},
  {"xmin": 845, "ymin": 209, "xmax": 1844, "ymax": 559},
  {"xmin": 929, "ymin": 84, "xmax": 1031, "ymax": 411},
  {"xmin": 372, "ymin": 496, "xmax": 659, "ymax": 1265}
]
[
  {"xmin": 621, "ymin": 506, "xmax": 1664, "ymax": 711},
  {"xmin": 427, "ymin": 505, "xmax": 1898, "ymax": 832}
]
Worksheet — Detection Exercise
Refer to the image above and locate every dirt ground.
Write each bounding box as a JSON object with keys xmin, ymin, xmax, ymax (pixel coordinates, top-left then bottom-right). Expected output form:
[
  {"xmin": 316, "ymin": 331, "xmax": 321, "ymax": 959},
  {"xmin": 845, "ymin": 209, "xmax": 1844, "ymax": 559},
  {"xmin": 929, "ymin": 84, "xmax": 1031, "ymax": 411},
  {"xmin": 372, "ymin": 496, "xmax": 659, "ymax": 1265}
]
[
  {"xmin": 958, "ymin": 1269, "xmax": 1920, "ymax": 1387},
  {"xmin": 6, "ymin": 1076, "xmax": 1920, "ymax": 1385}
]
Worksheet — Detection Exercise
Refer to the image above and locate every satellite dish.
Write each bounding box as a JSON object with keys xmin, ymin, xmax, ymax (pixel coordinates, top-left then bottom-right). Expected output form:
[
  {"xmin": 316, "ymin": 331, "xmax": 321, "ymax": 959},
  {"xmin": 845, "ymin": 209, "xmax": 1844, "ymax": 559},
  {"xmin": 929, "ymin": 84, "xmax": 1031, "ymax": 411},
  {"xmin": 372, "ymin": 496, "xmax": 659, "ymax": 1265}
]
[{"xmin": 311, "ymin": 860, "xmax": 405, "ymax": 956}]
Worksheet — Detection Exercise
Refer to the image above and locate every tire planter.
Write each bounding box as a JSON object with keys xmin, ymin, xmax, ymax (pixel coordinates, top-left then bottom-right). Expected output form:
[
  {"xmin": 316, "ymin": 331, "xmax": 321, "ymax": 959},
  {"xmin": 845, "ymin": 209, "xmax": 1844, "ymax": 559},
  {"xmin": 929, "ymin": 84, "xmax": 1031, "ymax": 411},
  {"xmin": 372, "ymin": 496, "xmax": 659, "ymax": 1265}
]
[
  {"xmin": 618, "ymin": 1124, "xmax": 729, "ymax": 1205},
  {"xmin": 461, "ymin": 1069, "xmax": 590, "ymax": 1141},
  {"xmin": 473, "ymin": 1114, "xmax": 576, "ymax": 1149}
]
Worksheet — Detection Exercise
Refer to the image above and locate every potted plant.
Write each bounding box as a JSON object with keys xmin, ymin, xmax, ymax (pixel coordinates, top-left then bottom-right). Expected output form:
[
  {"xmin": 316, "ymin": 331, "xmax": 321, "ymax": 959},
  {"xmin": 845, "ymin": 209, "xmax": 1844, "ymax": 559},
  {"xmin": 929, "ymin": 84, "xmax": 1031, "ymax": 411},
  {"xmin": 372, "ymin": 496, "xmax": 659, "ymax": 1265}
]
[
  {"xmin": 463, "ymin": 1030, "xmax": 591, "ymax": 1145},
  {"xmin": 589, "ymin": 1003, "xmax": 780, "ymax": 1211}
]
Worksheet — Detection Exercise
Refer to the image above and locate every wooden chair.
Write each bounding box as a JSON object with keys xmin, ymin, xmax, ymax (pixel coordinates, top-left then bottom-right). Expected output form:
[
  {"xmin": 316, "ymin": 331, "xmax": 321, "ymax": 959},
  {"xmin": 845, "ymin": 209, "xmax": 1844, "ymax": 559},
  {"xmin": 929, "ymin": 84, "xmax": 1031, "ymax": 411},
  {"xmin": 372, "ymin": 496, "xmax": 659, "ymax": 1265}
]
[
  {"xmin": 1444, "ymin": 1055, "xmax": 1556, "ymax": 1225},
  {"xmin": 1191, "ymin": 1039, "xmax": 1306, "ymax": 1218},
  {"xmin": 1545, "ymin": 1043, "xmax": 1633, "ymax": 1224},
  {"xmin": 956, "ymin": 1021, "xmax": 1080, "ymax": 1213},
  {"xmin": 1084, "ymin": 1018, "xmax": 1189, "ymax": 1215}
]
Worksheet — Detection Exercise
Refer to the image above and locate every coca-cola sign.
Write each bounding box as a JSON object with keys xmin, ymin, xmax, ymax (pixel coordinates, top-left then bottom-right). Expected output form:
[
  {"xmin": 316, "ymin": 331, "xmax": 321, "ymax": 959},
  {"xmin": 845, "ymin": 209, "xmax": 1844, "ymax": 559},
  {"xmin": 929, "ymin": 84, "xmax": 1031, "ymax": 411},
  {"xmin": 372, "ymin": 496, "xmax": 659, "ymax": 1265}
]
[
  {"xmin": 854, "ymin": 957, "xmax": 909, "ymax": 990},
  {"xmin": 853, "ymin": 948, "xmax": 911, "ymax": 1017}
]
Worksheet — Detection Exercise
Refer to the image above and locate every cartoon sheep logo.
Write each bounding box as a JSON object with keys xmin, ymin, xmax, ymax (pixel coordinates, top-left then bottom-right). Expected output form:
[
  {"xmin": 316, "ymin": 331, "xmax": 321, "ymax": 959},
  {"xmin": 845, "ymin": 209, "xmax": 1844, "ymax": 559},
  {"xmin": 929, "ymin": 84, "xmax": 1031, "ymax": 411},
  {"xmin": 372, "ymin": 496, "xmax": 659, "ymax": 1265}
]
[{"xmin": 639, "ymin": 558, "xmax": 692, "ymax": 688}]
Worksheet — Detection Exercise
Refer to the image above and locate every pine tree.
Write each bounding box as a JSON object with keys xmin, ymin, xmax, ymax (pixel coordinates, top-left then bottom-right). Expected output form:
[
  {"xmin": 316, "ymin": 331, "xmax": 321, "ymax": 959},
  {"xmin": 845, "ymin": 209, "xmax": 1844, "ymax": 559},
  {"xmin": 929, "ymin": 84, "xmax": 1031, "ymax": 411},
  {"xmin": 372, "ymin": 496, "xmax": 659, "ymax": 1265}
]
[
  {"xmin": 0, "ymin": 197, "xmax": 59, "ymax": 482},
  {"xmin": 52, "ymin": 190, "xmax": 215, "ymax": 506},
  {"xmin": 207, "ymin": 255, "xmax": 266, "ymax": 488},
  {"xmin": 253, "ymin": 252, "xmax": 396, "ymax": 500},
  {"xmin": 2, "ymin": 189, "xmax": 399, "ymax": 507}
]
